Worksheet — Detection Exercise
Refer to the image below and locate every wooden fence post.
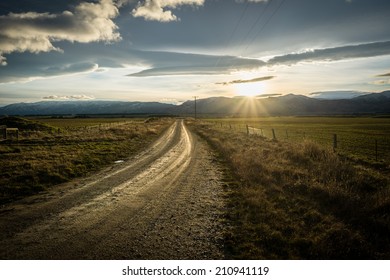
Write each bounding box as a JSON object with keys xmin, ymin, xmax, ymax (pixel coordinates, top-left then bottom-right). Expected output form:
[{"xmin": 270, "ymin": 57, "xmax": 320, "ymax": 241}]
[
  {"xmin": 246, "ymin": 125, "xmax": 249, "ymax": 135},
  {"xmin": 272, "ymin": 129, "xmax": 276, "ymax": 140},
  {"xmin": 375, "ymin": 139, "xmax": 378, "ymax": 161},
  {"xmin": 286, "ymin": 130, "xmax": 289, "ymax": 139},
  {"xmin": 333, "ymin": 134, "xmax": 337, "ymax": 151}
]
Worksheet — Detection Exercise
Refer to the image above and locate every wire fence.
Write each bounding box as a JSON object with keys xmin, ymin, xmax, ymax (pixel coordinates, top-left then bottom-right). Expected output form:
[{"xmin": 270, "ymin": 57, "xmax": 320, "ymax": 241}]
[{"xmin": 205, "ymin": 121, "xmax": 390, "ymax": 164}]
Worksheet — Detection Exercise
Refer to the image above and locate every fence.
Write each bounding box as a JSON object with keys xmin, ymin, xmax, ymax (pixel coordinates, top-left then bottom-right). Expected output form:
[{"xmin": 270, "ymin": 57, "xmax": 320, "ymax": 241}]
[{"xmin": 206, "ymin": 121, "xmax": 390, "ymax": 164}]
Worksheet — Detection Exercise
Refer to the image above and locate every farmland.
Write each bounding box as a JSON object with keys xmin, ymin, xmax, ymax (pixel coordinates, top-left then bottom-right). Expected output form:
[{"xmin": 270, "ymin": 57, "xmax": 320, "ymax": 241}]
[
  {"xmin": 203, "ymin": 117, "xmax": 390, "ymax": 165},
  {"xmin": 189, "ymin": 117, "xmax": 390, "ymax": 259},
  {"xmin": 0, "ymin": 116, "xmax": 173, "ymax": 204},
  {"xmin": 1, "ymin": 115, "xmax": 390, "ymax": 259}
]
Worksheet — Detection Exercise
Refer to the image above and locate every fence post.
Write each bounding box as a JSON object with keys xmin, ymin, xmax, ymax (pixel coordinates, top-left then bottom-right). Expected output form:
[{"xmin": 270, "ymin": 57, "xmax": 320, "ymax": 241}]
[
  {"xmin": 286, "ymin": 130, "xmax": 289, "ymax": 139},
  {"xmin": 260, "ymin": 128, "xmax": 264, "ymax": 137},
  {"xmin": 246, "ymin": 125, "xmax": 249, "ymax": 135},
  {"xmin": 333, "ymin": 134, "xmax": 337, "ymax": 151},
  {"xmin": 272, "ymin": 129, "xmax": 276, "ymax": 140},
  {"xmin": 375, "ymin": 139, "xmax": 378, "ymax": 161}
]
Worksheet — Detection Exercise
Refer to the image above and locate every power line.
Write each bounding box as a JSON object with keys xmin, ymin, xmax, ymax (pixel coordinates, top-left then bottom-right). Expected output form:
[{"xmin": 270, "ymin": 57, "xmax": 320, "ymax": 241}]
[
  {"xmin": 238, "ymin": 0, "xmax": 274, "ymax": 54},
  {"xmin": 215, "ymin": 1, "xmax": 250, "ymax": 68},
  {"xmin": 243, "ymin": 0, "xmax": 287, "ymax": 54}
]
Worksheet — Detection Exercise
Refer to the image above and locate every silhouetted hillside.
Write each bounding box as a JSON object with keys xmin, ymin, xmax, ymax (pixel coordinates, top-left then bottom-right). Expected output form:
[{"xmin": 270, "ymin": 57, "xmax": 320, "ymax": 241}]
[{"xmin": 1, "ymin": 91, "xmax": 389, "ymax": 116}]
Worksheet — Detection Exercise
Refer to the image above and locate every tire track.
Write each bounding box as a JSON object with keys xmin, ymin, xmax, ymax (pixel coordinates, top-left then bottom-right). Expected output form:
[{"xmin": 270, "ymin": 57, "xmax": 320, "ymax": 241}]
[{"xmin": 0, "ymin": 120, "xmax": 226, "ymax": 259}]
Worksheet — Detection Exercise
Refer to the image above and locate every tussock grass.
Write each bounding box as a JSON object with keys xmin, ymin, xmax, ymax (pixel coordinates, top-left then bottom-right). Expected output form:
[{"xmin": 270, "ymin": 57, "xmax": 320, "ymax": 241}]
[
  {"xmin": 0, "ymin": 117, "xmax": 173, "ymax": 204},
  {"xmin": 190, "ymin": 120, "xmax": 390, "ymax": 259}
]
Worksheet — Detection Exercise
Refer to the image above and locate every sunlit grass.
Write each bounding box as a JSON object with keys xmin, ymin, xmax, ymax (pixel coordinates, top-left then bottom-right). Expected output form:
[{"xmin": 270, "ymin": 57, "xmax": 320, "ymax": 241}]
[
  {"xmin": 204, "ymin": 117, "xmax": 390, "ymax": 164},
  {"xmin": 190, "ymin": 119, "xmax": 390, "ymax": 259},
  {"xmin": 0, "ymin": 117, "xmax": 173, "ymax": 204}
]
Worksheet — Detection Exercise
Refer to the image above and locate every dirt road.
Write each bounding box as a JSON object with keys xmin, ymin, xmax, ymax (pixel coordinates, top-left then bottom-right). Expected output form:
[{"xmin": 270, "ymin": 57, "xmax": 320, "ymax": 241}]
[{"xmin": 0, "ymin": 120, "xmax": 227, "ymax": 259}]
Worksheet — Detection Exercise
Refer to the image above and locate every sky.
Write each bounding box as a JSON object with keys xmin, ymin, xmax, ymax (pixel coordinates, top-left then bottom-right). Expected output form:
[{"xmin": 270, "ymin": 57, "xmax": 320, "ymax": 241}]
[{"xmin": 0, "ymin": 0, "xmax": 390, "ymax": 105}]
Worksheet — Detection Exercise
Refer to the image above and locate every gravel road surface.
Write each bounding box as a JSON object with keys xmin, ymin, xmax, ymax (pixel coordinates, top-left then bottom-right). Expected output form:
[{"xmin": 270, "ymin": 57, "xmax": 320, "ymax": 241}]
[{"xmin": 0, "ymin": 120, "xmax": 227, "ymax": 259}]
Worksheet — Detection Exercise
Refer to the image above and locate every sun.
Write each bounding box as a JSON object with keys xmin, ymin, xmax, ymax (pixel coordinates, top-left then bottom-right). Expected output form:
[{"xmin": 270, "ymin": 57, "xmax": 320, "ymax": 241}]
[{"xmin": 234, "ymin": 81, "xmax": 265, "ymax": 97}]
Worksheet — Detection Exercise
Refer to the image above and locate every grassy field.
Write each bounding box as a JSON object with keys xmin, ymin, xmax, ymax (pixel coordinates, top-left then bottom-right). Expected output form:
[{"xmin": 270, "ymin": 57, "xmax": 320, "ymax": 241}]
[
  {"xmin": 189, "ymin": 118, "xmax": 390, "ymax": 259},
  {"xmin": 204, "ymin": 117, "xmax": 390, "ymax": 165},
  {"xmin": 0, "ymin": 117, "xmax": 173, "ymax": 204}
]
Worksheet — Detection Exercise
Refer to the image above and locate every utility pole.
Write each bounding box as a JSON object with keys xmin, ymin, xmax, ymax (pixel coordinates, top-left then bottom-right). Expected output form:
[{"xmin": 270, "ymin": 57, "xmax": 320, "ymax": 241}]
[{"xmin": 193, "ymin": 96, "xmax": 198, "ymax": 120}]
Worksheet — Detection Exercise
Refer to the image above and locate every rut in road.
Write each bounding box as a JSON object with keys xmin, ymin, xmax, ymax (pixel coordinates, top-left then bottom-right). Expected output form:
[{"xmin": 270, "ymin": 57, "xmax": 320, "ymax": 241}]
[{"xmin": 0, "ymin": 120, "xmax": 227, "ymax": 259}]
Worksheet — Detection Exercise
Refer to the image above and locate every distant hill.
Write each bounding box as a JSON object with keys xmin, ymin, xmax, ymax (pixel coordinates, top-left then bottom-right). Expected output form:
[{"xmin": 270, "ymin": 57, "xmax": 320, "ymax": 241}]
[
  {"xmin": 309, "ymin": 91, "xmax": 369, "ymax": 99},
  {"xmin": 177, "ymin": 91, "xmax": 390, "ymax": 116},
  {"xmin": 0, "ymin": 101, "xmax": 176, "ymax": 116},
  {"xmin": 1, "ymin": 91, "xmax": 389, "ymax": 116}
]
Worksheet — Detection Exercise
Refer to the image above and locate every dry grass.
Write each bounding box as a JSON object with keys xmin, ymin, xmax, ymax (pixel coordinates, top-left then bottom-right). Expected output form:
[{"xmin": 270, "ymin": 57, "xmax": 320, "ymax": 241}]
[
  {"xmin": 189, "ymin": 120, "xmax": 390, "ymax": 259},
  {"xmin": 0, "ymin": 117, "xmax": 173, "ymax": 204}
]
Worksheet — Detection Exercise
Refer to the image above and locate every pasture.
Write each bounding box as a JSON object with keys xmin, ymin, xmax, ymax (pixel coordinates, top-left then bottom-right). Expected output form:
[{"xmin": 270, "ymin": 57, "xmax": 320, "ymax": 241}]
[
  {"xmin": 204, "ymin": 117, "xmax": 390, "ymax": 165},
  {"xmin": 0, "ymin": 117, "xmax": 173, "ymax": 204},
  {"xmin": 190, "ymin": 117, "xmax": 390, "ymax": 259}
]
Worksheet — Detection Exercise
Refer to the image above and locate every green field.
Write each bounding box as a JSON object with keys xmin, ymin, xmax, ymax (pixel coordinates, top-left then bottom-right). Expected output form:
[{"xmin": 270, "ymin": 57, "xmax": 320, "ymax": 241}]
[
  {"xmin": 190, "ymin": 118, "xmax": 390, "ymax": 259},
  {"xmin": 29, "ymin": 117, "xmax": 135, "ymax": 128},
  {"xmin": 203, "ymin": 117, "xmax": 390, "ymax": 165},
  {"xmin": 0, "ymin": 117, "xmax": 173, "ymax": 204}
]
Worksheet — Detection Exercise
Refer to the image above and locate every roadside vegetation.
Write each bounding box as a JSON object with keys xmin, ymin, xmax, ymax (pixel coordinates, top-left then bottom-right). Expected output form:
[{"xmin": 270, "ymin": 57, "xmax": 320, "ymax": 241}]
[
  {"xmin": 0, "ymin": 116, "xmax": 173, "ymax": 204},
  {"xmin": 205, "ymin": 117, "xmax": 390, "ymax": 166},
  {"xmin": 189, "ymin": 119, "xmax": 390, "ymax": 259}
]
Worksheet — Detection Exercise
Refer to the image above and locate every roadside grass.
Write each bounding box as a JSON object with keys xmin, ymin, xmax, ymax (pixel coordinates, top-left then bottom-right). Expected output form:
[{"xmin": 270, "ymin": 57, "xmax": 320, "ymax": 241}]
[
  {"xmin": 206, "ymin": 117, "xmax": 390, "ymax": 165},
  {"xmin": 189, "ymin": 120, "xmax": 390, "ymax": 259},
  {"xmin": 0, "ymin": 117, "xmax": 173, "ymax": 204}
]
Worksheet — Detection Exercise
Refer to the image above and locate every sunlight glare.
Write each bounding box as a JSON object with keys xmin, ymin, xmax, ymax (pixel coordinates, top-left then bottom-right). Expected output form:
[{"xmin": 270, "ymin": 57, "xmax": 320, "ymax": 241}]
[{"xmin": 234, "ymin": 81, "xmax": 265, "ymax": 97}]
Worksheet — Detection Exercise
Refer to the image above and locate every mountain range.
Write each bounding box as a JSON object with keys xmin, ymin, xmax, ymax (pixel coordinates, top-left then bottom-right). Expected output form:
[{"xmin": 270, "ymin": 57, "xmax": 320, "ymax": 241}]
[{"xmin": 0, "ymin": 91, "xmax": 389, "ymax": 116}]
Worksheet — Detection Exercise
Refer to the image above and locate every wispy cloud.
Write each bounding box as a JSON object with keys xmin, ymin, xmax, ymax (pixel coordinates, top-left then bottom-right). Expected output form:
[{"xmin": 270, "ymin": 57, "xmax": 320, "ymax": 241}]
[
  {"xmin": 132, "ymin": 0, "xmax": 204, "ymax": 22},
  {"xmin": 376, "ymin": 72, "xmax": 390, "ymax": 77},
  {"xmin": 256, "ymin": 93, "xmax": 282, "ymax": 98},
  {"xmin": 267, "ymin": 41, "xmax": 390, "ymax": 66},
  {"xmin": 216, "ymin": 75, "xmax": 275, "ymax": 85},
  {"xmin": 42, "ymin": 94, "xmax": 95, "ymax": 100},
  {"xmin": 0, "ymin": 0, "xmax": 121, "ymax": 66}
]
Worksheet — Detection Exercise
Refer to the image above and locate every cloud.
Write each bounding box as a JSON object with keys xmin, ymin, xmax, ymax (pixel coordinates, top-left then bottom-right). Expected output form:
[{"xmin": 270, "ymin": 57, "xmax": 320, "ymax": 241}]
[
  {"xmin": 127, "ymin": 52, "xmax": 266, "ymax": 76},
  {"xmin": 267, "ymin": 41, "xmax": 390, "ymax": 66},
  {"xmin": 371, "ymin": 79, "xmax": 390, "ymax": 85},
  {"xmin": 0, "ymin": 61, "xmax": 98, "ymax": 83},
  {"xmin": 216, "ymin": 75, "xmax": 275, "ymax": 85},
  {"xmin": 40, "ymin": 62, "xmax": 99, "ymax": 76},
  {"xmin": 0, "ymin": 54, "xmax": 6, "ymax": 66},
  {"xmin": 132, "ymin": 0, "xmax": 204, "ymax": 22},
  {"xmin": 0, "ymin": 0, "xmax": 121, "ymax": 65},
  {"xmin": 376, "ymin": 72, "xmax": 390, "ymax": 77},
  {"xmin": 256, "ymin": 93, "xmax": 282, "ymax": 98},
  {"xmin": 42, "ymin": 94, "xmax": 95, "ymax": 100}
]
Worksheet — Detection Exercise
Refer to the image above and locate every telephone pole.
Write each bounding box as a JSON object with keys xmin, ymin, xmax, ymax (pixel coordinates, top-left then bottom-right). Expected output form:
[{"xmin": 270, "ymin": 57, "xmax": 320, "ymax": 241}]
[{"xmin": 193, "ymin": 96, "xmax": 198, "ymax": 120}]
